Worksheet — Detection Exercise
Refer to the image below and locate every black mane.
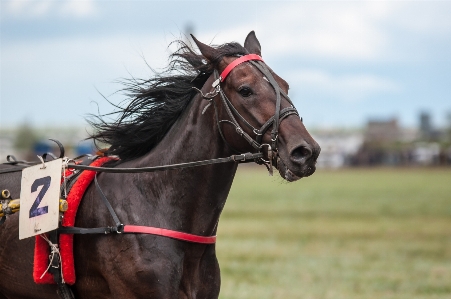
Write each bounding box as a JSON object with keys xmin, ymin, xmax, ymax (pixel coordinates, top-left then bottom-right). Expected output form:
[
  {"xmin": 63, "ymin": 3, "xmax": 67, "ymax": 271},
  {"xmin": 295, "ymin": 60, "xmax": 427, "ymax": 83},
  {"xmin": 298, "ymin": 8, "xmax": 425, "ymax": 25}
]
[{"xmin": 88, "ymin": 39, "xmax": 247, "ymax": 161}]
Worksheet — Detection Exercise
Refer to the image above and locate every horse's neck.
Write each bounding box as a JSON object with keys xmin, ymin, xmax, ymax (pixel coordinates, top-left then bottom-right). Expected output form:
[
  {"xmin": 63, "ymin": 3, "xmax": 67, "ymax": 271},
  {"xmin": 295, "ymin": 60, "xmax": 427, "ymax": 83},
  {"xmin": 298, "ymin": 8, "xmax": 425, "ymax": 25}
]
[{"xmin": 132, "ymin": 92, "xmax": 237, "ymax": 236}]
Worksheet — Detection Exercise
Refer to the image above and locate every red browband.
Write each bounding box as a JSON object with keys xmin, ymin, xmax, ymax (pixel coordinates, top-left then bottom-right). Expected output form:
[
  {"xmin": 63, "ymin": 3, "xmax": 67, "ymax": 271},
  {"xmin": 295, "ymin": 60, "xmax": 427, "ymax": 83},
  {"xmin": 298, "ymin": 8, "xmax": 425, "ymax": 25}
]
[
  {"xmin": 220, "ymin": 54, "xmax": 263, "ymax": 82},
  {"xmin": 123, "ymin": 225, "xmax": 216, "ymax": 244}
]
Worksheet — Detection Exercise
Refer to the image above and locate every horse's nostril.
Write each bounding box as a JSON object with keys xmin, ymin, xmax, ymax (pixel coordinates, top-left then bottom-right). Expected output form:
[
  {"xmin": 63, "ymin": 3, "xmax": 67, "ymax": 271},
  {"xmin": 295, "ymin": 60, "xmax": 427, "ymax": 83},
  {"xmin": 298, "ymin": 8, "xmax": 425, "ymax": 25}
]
[{"xmin": 290, "ymin": 145, "xmax": 312, "ymax": 162}]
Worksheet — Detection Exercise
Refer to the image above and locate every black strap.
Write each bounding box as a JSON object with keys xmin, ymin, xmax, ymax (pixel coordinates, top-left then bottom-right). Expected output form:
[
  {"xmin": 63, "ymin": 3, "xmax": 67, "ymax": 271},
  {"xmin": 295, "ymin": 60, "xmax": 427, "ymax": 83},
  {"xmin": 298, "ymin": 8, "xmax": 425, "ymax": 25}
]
[
  {"xmin": 58, "ymin": 226, "xmax": 118, "ymax": 234},
  {"xmin": 217, "ymin": 88, "xmax": 261, "ymax": 151},
  {"xmin": 94, "ymin": 175, "xmax": 123, "ymax": 231},
  {"xmin": 56, "ymin": 283, "xmax": 75, "ymax": 299},
  {"xmin": 222, "ymin": 92, "xmax": 257, "ymax": 132},
  {"xmin": 0, "ymin": 165, "xmax": 28, "ymax": 174},
  {"xmin": 1, "ymin": 152, "xmax": 262, "ymax": 175},
  {"xmin": 47, "ymin": 231, "xmax": 61, "ymax": 279},
  {"xmin": 211, "ymin": 71, "xmax": 248, "ymax": 154},
  {"xmin": 56, "ymin": 176, "xmax": 125, "ymax": 235},
  {"xmin": 256, "ymin": 107, "xmax": 299, "ymax": 144},
  {"xmin": 67, "ymin": 153, "xmax": 263, "ymax": 173},
  {"xmin": 254, "ymin": 61, "xmax": 282, "ymax": 149}
]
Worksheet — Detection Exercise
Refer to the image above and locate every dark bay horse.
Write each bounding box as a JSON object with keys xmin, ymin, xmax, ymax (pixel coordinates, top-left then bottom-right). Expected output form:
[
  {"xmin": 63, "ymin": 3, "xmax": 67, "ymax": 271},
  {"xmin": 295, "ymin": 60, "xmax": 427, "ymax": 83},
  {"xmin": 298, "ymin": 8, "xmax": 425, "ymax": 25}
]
[{"xmin": 0, "ymin": 31, "xmax": 320, "ymax": 299}]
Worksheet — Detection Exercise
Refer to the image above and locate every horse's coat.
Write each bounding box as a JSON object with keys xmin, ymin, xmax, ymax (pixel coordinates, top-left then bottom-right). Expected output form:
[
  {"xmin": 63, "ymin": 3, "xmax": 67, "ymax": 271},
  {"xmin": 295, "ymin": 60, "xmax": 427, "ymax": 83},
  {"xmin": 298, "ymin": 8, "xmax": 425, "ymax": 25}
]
[{"xmin": 0, "ymin": 31, "xmax": 320, "ymax": 299}]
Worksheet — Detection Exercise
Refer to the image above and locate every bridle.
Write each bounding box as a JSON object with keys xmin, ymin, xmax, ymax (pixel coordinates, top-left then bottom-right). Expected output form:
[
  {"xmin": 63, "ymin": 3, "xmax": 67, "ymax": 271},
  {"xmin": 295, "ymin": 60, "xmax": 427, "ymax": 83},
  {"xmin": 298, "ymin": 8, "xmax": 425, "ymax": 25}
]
[{"xmin": 194, "ymin": 54, "xmax": 299, "ymax": 174}]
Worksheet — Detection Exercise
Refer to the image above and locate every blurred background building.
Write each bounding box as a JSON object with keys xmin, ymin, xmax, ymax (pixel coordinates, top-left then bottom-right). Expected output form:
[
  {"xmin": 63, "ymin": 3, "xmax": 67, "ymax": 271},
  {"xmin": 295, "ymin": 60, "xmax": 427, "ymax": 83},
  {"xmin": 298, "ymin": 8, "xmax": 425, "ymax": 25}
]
[{"xmin": 313, "ymin": 111, "xmax": 451, "ymax": 168}]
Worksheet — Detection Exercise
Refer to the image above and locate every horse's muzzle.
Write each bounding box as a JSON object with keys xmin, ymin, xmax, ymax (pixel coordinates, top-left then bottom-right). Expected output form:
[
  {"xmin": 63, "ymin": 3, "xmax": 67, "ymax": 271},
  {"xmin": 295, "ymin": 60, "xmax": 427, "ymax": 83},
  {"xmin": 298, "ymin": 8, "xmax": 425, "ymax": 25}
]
[{"xmin": 277, "ymin": 141, "xmax": 320, "ymax": 181}]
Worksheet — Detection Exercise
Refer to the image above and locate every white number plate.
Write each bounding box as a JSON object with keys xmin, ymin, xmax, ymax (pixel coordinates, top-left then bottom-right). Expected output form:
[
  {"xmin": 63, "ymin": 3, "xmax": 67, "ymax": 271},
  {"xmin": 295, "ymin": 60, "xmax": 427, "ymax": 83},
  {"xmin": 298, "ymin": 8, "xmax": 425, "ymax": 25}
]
[{"xmin": 19, "ymin": 158, "xmax": 62, "ymax": 240}]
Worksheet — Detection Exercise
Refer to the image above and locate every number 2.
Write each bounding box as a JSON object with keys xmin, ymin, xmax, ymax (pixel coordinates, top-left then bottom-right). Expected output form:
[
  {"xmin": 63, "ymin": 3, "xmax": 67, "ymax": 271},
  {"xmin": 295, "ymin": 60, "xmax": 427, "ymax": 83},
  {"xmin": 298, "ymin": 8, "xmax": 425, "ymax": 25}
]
[{"xmin": 29, "ymin": 176, "xmax": 51, "ymax": 218}]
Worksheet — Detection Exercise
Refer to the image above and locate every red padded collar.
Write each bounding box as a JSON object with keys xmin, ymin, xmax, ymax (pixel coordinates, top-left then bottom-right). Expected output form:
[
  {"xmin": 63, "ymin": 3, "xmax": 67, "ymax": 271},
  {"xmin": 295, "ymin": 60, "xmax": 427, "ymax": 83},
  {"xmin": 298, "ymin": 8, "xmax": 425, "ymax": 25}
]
[{"xmin": 220, "ymin": 54, "xmax": 263, "ymax": 82}]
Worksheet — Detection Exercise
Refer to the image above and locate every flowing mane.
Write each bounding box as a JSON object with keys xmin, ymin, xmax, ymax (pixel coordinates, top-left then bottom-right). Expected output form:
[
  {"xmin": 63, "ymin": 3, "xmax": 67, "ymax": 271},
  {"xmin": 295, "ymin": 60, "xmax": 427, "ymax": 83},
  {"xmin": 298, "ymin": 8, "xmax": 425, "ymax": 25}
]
[{"xmin": 88, "ymin": 40, "xmax": 248, "ymax": 161}]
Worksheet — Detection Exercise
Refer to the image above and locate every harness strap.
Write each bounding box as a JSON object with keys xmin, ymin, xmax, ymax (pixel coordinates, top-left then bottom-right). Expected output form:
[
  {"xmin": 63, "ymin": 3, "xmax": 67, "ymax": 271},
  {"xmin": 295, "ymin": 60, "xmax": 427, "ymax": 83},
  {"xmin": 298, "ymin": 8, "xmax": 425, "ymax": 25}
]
[
  {"xmin": 254, "ymin": 61, "xmax": 282, "ymax": 149},
  {"xmin": 217, "ymin": 89, "xmax": 261, "ymax": 150},
  {"xmin": 210, "ymin": 95, "xmax": 242, "ymax": 154},
  {"xmin": 222, "ymin": 93, "xmax": 257, "ymax": 132},
  {"xmin": 58, "ymin": 226, "xmax": 117, "ymax": 234},
  {"xmin": 94, "ymin": 175, "xmax": 123, "ymax": 231},
  {"xmin": 220, "ymin": 54, "xmax": 263, "ymax": 81},
  {"xmin": 255, "ymin": 107, "xmax": 299, "ymax": 144},
  {"xmin": 0, "ymin": 166, "xmax": 27, "ymax": 174},
  {"xmin": 123, "ymin": 225, "xmax": 216, "ymax": 244},
  {"xmin": 58, "ymin": 173, "xmax": 219, "ymax": 244},
  {"xmin": 58, "ymin": 225, "xmax": 216, "ymax": 244},
  {"xmin": 0, "ymin": 156, "xmax": 28, "ymax": 173},
  {"xmin": 249, "ymin": 61, "xmax": 294, "ymax": 106}
]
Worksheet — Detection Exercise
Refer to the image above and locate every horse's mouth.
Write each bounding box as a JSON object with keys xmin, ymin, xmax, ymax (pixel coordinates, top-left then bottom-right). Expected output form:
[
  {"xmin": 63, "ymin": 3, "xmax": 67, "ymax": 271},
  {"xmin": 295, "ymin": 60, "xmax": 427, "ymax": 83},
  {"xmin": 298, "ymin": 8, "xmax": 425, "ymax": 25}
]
[{"xmin": 276, "ymin": 157, "xmax": 316, "ymax": 182}]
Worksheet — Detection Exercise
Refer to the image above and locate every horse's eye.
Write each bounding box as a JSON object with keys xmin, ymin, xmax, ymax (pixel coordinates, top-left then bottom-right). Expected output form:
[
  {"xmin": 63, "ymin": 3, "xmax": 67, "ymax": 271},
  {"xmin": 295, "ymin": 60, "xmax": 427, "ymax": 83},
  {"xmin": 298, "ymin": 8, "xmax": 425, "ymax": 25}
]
[{"xmin": 238, "ymin": 87, "xmax": 253, "ymax": 98}]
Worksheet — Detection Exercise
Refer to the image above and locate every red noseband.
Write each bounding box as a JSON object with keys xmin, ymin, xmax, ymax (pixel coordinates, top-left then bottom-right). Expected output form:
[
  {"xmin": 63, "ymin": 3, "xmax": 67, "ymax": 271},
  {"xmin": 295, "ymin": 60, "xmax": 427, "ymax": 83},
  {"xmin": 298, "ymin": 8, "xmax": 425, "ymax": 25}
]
[{"xmin": 220, "ymin": 54, "xmax": 264, "ymax": 82}]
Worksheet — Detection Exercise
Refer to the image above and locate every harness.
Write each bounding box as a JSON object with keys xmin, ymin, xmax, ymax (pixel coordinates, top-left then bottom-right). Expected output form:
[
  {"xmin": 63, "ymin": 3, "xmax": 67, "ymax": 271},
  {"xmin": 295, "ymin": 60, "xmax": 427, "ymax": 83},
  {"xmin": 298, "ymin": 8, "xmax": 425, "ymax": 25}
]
[
  {"xmin": 0, "ymin": 54, "xmax": 301, "ymax": 299},
  {"xmin": 58, "ymin": 54, "xmax": 300, "ymax": 241}
]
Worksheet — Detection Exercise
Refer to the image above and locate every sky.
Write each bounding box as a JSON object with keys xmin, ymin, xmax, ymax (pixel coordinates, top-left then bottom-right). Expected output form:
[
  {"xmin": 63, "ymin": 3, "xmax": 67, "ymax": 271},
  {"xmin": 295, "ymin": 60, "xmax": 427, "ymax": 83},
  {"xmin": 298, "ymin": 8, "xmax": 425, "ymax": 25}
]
[{"xmin": 1, "ymin": 0, "xmax": 450, "ymax": 131}]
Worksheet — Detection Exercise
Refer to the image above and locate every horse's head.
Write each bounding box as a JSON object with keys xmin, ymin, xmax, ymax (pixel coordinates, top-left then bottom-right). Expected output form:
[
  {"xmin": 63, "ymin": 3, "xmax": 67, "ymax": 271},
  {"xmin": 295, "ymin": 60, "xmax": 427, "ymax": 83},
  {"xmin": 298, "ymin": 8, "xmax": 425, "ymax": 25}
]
[{"xmin": 192, "ymin": 31, "xmax": 320, "ymax": 181}]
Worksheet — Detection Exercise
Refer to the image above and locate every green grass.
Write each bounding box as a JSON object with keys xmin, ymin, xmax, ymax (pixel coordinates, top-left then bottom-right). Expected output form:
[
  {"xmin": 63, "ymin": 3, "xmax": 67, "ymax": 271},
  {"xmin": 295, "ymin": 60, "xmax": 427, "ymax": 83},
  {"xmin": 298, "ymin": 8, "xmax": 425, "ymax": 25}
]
[{"xmin": 217, "ymin": 167, "xmax": 451, "ymax": 299}]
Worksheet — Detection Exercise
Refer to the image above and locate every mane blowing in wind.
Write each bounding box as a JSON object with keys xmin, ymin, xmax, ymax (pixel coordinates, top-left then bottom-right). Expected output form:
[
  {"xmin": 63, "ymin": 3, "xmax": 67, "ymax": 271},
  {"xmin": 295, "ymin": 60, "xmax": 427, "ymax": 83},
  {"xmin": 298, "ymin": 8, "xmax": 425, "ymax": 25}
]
[{"xmin": 87, "ymin": 40, "xmax": 248, "ymax": 161}]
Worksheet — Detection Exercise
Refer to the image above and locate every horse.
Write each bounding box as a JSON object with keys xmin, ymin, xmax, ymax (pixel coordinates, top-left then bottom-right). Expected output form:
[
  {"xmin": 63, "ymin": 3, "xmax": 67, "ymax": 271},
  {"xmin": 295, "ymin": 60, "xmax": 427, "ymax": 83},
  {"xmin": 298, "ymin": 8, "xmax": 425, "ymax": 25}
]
[{"xmin": 0, "ymin": 31, "xmax": 320, "ymax": 299}]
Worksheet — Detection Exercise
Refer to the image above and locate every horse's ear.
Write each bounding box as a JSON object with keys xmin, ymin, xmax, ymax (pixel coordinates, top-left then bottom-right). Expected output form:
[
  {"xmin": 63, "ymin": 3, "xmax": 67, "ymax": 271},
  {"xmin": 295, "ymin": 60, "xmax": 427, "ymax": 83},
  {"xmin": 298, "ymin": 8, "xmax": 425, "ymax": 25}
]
[
  {"xmin": 191, "ymin": 34, "xmax": 218, "ymax": 62},
  {"xmin": 244, "ymin": 31, "xmax": 261, "ymax": 56}
]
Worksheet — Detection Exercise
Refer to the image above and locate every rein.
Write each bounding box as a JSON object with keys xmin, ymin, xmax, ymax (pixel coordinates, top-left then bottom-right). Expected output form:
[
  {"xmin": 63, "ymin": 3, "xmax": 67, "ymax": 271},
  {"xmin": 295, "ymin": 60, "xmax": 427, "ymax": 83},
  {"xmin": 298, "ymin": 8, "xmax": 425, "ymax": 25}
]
[
  {"xmin": 66, "ymin": 152, "xmax": 262, "ymax": 173},
  {"xmin": 0, "ymin": 153, "xmax": 262, "ymax": 174}
]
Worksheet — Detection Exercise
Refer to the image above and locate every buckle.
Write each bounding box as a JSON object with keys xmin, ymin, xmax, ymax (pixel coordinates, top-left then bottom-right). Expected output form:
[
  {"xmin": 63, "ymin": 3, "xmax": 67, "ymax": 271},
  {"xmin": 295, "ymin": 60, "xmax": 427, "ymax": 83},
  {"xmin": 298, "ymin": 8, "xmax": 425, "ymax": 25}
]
[
  {"xmin": 212, "ymin": 78, "xmax": 221, "ymax": 88},
  {"xmin": 253, "ymin": 129, "xmax": 262, "ymax": 136},
  {"xmin": 232, "ymin": 154, "xmax": 246, "ymax": 162},
  {"xmin": 259, "ymin": 144, "xmax": 274, "ymax": 176}
]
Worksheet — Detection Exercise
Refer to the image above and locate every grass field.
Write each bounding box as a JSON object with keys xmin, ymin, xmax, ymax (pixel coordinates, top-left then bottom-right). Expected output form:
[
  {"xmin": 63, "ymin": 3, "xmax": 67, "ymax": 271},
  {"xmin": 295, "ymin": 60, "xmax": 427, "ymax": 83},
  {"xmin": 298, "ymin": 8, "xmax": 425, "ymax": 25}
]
[{"xmin": 216, "ymin": 167, "xmax": 451, "ymax": 299}]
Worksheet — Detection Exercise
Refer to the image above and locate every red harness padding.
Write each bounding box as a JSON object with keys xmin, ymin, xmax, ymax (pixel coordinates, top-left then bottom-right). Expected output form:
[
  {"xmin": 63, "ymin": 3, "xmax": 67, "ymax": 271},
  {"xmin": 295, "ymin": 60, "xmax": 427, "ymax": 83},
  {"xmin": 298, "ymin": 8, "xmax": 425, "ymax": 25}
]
[
  {"xmin": 220, "ymin": 54, "xmax": 263, "ymax": 82},
  {"xmin": 34, "ymin": 156, "xmax": 216, "ymax": 285},
  {"xmin": 34, "ymin": 156, "xmax": 113, "ymax": 285}
]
